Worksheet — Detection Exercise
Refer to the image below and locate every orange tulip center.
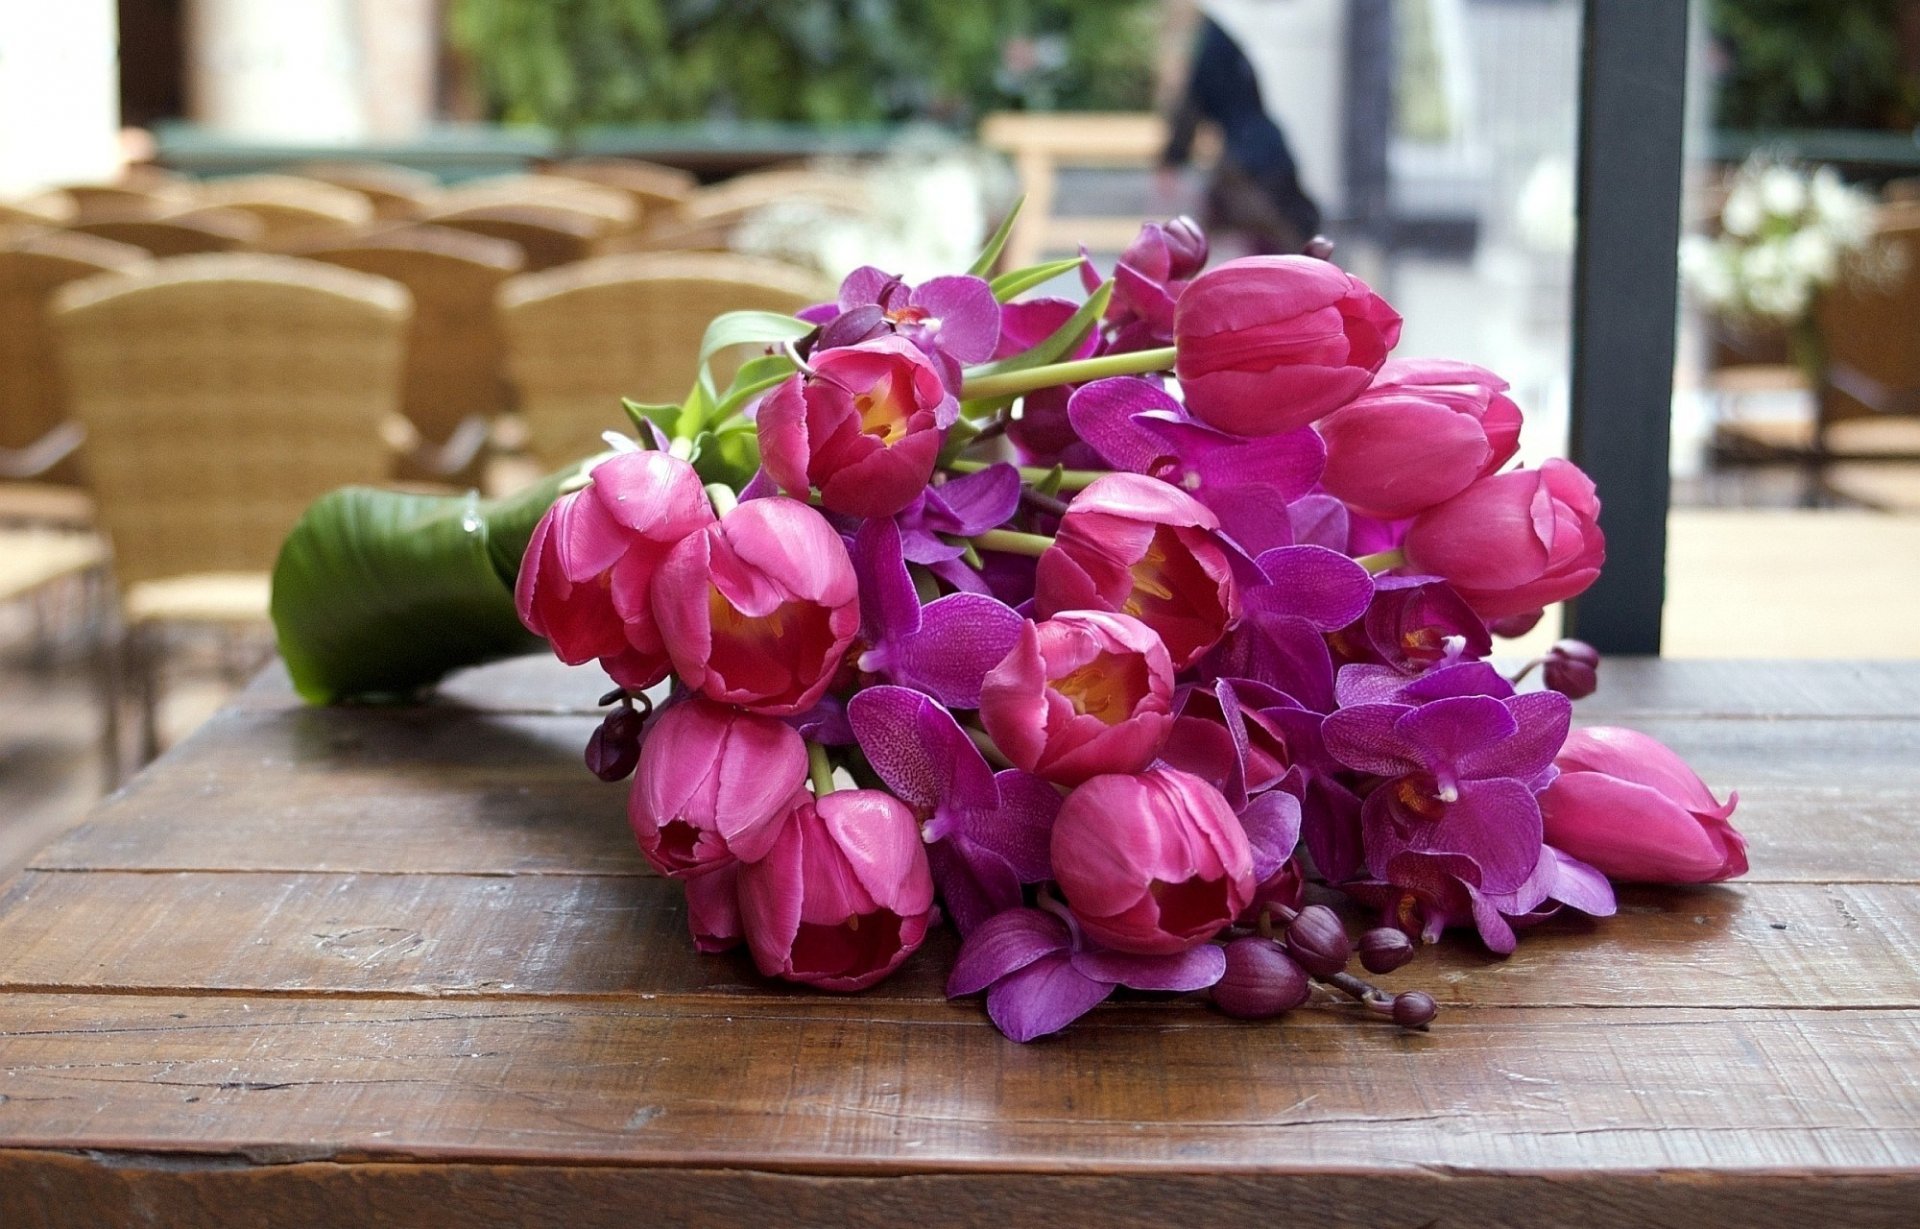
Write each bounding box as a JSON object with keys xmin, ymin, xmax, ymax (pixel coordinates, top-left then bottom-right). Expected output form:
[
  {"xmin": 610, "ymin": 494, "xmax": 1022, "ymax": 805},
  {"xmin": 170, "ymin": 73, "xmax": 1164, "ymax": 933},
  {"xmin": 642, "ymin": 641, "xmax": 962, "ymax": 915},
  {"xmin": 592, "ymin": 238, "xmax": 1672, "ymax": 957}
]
[{"xmin": 1052, "ymin": 650, "xmax": 1149, "ymax": 725}]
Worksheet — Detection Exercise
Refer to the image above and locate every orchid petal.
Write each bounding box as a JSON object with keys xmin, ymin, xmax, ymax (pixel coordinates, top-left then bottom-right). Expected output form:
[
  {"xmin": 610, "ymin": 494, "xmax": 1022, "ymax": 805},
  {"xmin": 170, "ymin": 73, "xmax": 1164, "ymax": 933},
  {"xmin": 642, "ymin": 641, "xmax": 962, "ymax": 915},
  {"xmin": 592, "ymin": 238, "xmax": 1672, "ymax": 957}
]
[
  {"xmin": 848, "ymin": 685, "xmax": 997, "ymax": 811},
  {"xmin": 947, "ymin": 906, "xmax": 1070, "ymax": 997},
  {"xmin": 1071, "ymin": 941, "xmax": 1227, "ymax": 992},
  {"xmin": 985, "ymin": 952, "xmax": 1114, "ymax": 1042}
]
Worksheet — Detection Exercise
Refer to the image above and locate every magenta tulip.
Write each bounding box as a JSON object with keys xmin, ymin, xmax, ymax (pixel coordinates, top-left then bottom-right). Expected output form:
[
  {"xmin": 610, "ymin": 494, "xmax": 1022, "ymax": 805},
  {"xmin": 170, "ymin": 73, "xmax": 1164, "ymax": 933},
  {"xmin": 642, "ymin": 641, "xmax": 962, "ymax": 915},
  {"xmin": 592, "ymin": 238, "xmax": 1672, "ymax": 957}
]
[
  {"xmin": 1050, "ymin": 767, "xmax": 1255, "ymax": 955},
  {"xmin": 1401, "ymin": 458, "xmax": 1606, "ymax": 619},
  {"xmin": 514, "ymin": 451, "xmax": 715, "ymax": 689},
  {"xmin": 1034, "ymin": 473, "xmax": 1238, "ymax": 668},
  {"xmin": 737, "ymin": 789, "xmax": 936, "ymax": 991},
  {"xmin": 628, "ymin": 697, "xmax": 810, "ymax": 877},
  {"xmin": 652, "ymin": 496, "xmax": 860, "ymax": 715},
  {"xmin": 683, "ymin": 863, "xmax": 745, "ymax": 953},
  {"xmin": 1173, "ymin": 255, "xmax": 1402, "ymax": 437},
  {"xmin": 758, "ymin": 336, "xmax": 957, "ymax": 518},
  {"xmin": 1539, "ymin": 727, "xmax": 1747, "ymax": 884},
  {"xmin": 980, "ymin": 611, "xmax": 1176, "ymax": 786},
  {"xmin": 1317, "ymin": 359, "xmax": 1523, "ymax": 519}
]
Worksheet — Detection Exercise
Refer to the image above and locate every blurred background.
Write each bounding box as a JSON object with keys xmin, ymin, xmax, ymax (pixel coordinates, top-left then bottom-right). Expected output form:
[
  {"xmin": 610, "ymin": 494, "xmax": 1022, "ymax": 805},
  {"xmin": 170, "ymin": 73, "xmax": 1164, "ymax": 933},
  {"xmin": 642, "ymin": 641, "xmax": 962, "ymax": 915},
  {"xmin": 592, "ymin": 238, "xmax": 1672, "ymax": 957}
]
[{"xmin": 2, "ymin": 0, "xmax": 1917, "ymax": 869}]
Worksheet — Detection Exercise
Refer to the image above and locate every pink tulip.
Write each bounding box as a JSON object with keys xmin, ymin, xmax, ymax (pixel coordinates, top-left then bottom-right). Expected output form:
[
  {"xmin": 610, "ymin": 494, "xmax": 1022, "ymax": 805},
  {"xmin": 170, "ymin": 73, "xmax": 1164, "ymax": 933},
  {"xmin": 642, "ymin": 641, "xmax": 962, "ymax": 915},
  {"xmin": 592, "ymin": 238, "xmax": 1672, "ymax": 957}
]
[
  {"xmin": 758, "ymin": 336, "xmax": 957, "ymax": 518},
  {"xmin": 1539, "ymin": 727, "xmax": 1747, "ymax": 883},
  {"xmin": 1401, "ymin": 458, "xmax": 1605, "ymax": 619},
  {"xmin": 737, "ymin": 789, "xmax": 936, "ymax": 991},
  {"xmin": 1050, "ymin": 767, "xmax": 1255, "ymax": 955},
  {"xmin": 980, "ymin": 611, "xmax": 1175, "ymax": 786},
  {"xmin": 651, "ymin": 496, "xmax": 860, "ymax": 715},
  {"xmin": 1317, "ymin": 359, "xmax": 1524, "ymax": 519},
  {"xmin": 514, "ymin": 451, "xmax": 715, "ymax": 689},
  {"xmin": 1173, "ymin": 255, "xmax": 1402, "ymax": 436},
  {"xmin": 628, "ymin": 697, "xmax": 810, "ymax": 877},
  {"xmin": 683, "ymin": 863, "xmax": 745, "ymax": 953},
  {"xmin": 1034, "ymin": 473, "xmax": 1238, "ymax": 668}
]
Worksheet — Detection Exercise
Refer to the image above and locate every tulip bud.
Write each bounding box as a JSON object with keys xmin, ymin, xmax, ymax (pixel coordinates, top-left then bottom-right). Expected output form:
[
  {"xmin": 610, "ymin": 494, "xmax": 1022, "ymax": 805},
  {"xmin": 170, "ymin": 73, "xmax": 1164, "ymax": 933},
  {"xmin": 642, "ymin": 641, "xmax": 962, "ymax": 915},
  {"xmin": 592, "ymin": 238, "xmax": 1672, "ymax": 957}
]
[
  {"xmin": 1316, "ymin": 360, "xmax": 1524, "ymax": 520},
  {"xmin": 1358, "ymin": 926, "xmax": 1416, "ymax": 975},
  {"xmin": 1284, "ymin": 904, "xmax": 1351, "ymax": 978},
  {"xmin": 584, "ymin": 705, "xmax": 646, "ymax": 782},
  {"xmin": 628, "ymin": 697, "xmax": 809, "ymax": 877},
  {"xmin": 1051, "ymin": 767, "xmax": 1255, "ymax": 956},
  {"xmin": 1034, "ymin": 473, "xmax": 1238, "ymax": 669},
  {"xmin": 1391, "ymin": 990, "xmax": 1438, "ymax": 1030},
  {"xmin": 1542, "ymin": 639, "xmax": 1601, "ymax": 700},
  {"xmin": 980, "ymin": 611, "xmax": 1176, "ymax": 786},
  {"xmin": 1173, "ymin": 255, "xmax": 1402, "ymax": 436},
  {"xmin": 1402, "ymin": 459, "xmax": 1606, "ymax": 620},
  {"xmin": 1539, "ymin": 726, "xmax": 1747, "ymax": 884},
  {"xmin": 1213, "ymin": 937, "xmax": 1311, "ymax": 1018},
  {"xmin": 757, "ymin": 336, "xmax": 957, "ymax": 518}
]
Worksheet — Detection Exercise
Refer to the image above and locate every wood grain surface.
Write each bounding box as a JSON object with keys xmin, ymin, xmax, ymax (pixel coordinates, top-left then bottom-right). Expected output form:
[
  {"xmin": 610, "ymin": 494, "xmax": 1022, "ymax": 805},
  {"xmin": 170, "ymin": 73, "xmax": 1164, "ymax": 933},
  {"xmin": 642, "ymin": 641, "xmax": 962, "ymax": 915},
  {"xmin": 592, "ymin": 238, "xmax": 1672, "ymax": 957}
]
[{"xmin": 2, "ymin": 654, "xmax": 1917, "ymax": 1227}]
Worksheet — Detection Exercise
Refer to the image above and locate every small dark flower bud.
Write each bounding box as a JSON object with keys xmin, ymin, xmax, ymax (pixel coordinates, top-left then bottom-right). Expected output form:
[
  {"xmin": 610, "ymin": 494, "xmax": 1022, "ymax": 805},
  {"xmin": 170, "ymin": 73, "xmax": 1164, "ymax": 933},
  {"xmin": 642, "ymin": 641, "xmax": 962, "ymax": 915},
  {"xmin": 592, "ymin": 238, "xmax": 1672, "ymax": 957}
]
[
  {"xmin": 1284, "ymin": 904, "xmax": 1351, "ymax": 978},
  {"xmin": 584, "ymin": 706, "xmax": 647, "ymax": 782},
  {"xmin": 1391, "ymin": 990, "xmax": 1439, "ymax": 1030},
  {"xmin": 1358, "ymin": 927, "xmax": 1416, "ymax": 974},
  {"xmin": 1301, "ymin": 235, "xmax": 1337, "ymax": 261},
  {"xmin": 1487, "ymin": 608, "xmax": 1544, "ymax": 639},
  {"xmin": 1212, "ymin": 937, "xmax": 1312, "ymax": 1019},
  {"xmin": 1542, "ymin": 638, "xmax": 1601, "ymax": 700},
  {"xmin": 816, "ymin": 303, "xmax": 888, "ymax": 351},
  {"xmin": 1163, "ymin": 215, "xmax": 1210, "ymax": 279}
]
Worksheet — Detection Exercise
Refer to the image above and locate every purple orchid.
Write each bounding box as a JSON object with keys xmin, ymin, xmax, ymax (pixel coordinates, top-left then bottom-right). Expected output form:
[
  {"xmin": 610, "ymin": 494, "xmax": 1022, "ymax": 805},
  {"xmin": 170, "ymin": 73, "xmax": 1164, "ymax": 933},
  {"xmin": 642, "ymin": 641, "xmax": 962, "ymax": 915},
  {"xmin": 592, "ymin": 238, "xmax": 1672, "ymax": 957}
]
[
  {"xmin": 1348, "ymin": 842, "xmax": 1615, "ymax": 955},
  {"xmin": 851, "ymin": 517, "xmax": 1023, "ymax": 710},
  {"xmin": 1322, "ymin": 689, "xmax": 1572, "ymax": 897},
  {"xmin": 803, "ymin": 266, "xmax": 1000, "ymax": 391},
  {"xmin": 1331, "ymin": 574, "xmax": 1493, "ymax": 676},
  {"xmin": 1333, "ymin": 657, "xmax": 1515, "ymax": 710},
  {"xmin": 947, "ymin": 902, "xmax": 1226, "ymax": 1042},
  {"xmin": 1068, "ymin": 377, "xmax": 1325, "ymax": 556},
  {"xmin": 847, "ymin": 685, "xmax": 1060, "ymax": 936},
  {"xmin": 1286, "ymin": 493, "xmax": 1407, "ymax": 558},
  {"xmin": 1079, "ymin": 217, "xmax": 1209, "ymax": 352},
  {"xmin": 1197, "ymin": 544, "xmax": 1374, "ymax": 712},
  {"xmin": 891, "ymin": 462, "xmax": 1022, "ymax": 593}
]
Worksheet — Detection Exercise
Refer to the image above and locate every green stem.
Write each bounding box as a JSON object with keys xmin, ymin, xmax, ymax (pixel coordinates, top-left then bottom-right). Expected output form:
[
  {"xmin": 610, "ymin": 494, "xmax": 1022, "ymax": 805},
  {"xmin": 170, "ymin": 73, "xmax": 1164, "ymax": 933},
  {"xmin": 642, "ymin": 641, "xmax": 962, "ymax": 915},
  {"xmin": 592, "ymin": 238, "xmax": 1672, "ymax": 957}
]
[
  {"xmin": 706, "ymin": 483, "xmax": 739, "ymax": 518},
  {"xmin": 808, "ymin": 742, "xmax": 836, "ymax": 797},
  {"xmin": 972, "ymin": 529, "xmax": 1056, "ymax": 558},
  {"xmin": 1355, "ymin": 548, "xmax": 1406, "ymax": 574},
  {"xmin": 959, "ymin": 345, "xmax": 1176, "ymax": 402},
  {"xmin": 946, "ymin": 458, "xmax": 1109, "ymax": 492}
]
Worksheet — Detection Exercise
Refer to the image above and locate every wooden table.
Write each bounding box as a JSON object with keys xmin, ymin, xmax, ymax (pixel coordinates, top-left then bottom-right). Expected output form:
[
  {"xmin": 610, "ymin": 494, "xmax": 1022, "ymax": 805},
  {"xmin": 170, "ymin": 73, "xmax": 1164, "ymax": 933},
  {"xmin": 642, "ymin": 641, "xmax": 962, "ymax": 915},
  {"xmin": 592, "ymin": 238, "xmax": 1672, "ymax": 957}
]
[{"xmin": 1, "ymin": 656, "xmax": 1916, "ymax": 1226}]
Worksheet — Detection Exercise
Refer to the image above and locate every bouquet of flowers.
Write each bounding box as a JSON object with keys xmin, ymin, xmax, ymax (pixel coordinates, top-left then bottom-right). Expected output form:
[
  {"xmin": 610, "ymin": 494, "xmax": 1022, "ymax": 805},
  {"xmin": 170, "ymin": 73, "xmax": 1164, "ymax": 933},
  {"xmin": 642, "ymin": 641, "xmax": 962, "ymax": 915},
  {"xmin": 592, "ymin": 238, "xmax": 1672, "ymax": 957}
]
[
  {"xmin": 1680, "ymin": 155, "xmax": 1879, "ymax": 331},
  {"xmin": 273, "ymin": 213, "xmax": 1747, "ymax": 1042}
]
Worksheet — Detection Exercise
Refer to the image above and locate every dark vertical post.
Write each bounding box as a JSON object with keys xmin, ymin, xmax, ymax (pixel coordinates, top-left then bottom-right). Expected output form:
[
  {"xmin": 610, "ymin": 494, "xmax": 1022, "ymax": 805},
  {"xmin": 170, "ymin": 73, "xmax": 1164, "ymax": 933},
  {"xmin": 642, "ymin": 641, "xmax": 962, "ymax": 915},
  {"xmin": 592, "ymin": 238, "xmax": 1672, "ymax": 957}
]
[{"xmin": 1563, "ymin": 0, "xmax": 1691, "ymax": 653}]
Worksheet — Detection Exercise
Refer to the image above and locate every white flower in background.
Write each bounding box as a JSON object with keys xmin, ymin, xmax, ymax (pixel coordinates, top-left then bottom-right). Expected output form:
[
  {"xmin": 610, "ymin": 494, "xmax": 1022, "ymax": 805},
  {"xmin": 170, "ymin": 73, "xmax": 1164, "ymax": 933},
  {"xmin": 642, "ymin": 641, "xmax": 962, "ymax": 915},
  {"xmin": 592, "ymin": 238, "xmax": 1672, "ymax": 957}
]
[
  {"xmin": 1516, "ymin": 156, "xmax": 1576, "ymax": 255},
  {"xmin": 1680, "ymin": 154, "xmax": 1883, "ymax": 329}
]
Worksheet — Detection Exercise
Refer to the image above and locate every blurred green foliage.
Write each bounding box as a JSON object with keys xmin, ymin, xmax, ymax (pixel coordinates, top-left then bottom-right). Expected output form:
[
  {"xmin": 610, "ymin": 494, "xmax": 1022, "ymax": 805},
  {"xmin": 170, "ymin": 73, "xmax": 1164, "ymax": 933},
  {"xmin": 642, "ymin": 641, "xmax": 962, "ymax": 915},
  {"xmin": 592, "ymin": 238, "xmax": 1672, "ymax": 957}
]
[
  {"xmin": 1711, "ymin": 0, "xmax": 1919, "ymax": 131},
  {"xmin": 448, "ymin": 0, "xmax": 1160, "ymax": 136}
]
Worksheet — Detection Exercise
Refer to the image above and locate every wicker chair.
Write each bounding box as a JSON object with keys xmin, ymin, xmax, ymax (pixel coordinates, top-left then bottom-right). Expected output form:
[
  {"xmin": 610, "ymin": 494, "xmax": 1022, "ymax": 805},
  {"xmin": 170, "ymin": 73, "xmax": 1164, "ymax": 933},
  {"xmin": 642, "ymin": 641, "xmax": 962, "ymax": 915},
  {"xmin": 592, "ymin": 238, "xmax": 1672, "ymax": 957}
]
[
  {"xmin": 0, "ymin": 193, "xmax": 76, "ymax": 234},
  {"xmin": 295, "ymin": 161, "xmax": 441, "ymax": 220},
  {"xmin": 498, "ymin": 252, "xmax": 832, "ymax": 469},
  {"xmin": 56, "ymin": 180, "xmax": 196, "ymax": 223},
  {"xmin": 618, "ymin": 169, "xmax": 874, "ymax": 253},
  {"xmin": 545, "ymin": 159, "xmax": 698, "ymax": 227},
  {"xmin": 71, "ymin": 208, "xmax": 266, "ymax": 257},
  {"xmin": 429, "ymin": 205, "xmax": 601, "ymax": 272},
  {"xmin": 303, "ymin": 226, "xmax": 524, "ymax": 481},
  {"xmin": 0, "ymin": 230, "xmax": 151, "ymax": 516},
  {"xmin": 1806, "ymin": 210, "xmax": 1920, "ymax": 490},
  {"xmin": 51, "ymin": 253, "xmax": 410, "ymax": 762},
  {"xmin": 192, "ymin": 175, "xmax": 376, "ymax": 250},
  {"xmin": 431, "ymin": 174, "xmax": 637, "ymax": 237}
]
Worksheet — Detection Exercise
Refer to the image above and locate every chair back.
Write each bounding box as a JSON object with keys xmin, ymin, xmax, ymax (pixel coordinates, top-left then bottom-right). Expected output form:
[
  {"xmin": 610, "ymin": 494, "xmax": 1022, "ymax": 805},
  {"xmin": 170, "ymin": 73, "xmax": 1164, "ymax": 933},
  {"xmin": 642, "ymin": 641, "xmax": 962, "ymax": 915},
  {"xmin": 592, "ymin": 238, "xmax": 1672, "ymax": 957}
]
[
  {"xmin": 0, "ymin": 193, "xmax": 76, "ymax": 231},
  {"xmin": 193, "ymin": 175, "xmax": 376, "ymax": 249},
  {"xmin": 498, "ymin": 252, "xmax": 831, "ymax": 468},
  {"xmin": 622, "ymin": 169, "xmax": 873, "ymax": 253},
  {"xmin": 296, "ymin": 162, "xmax": 441, "ymax": 220},
  {"xmin": 1815, "ymin": 212, "xmax": 1920, "ymax": 426},
  {"xmin": 0, "ymin": 231, "xmax": 150, "ymax": 480},
  {"xmin": 72, "ymin": 208, "xmax": 265, "ymax": 256},
  {"xmin": 432, "ymin": 175, "xmax": 636, "ymax": 236},
  {"xmin": 303, "ymin": 226, "xmax": 524, "ymax": 443},
  {"xmin": 51, "ymin": 253, "xmax": 408, "ymax": 584},
  {"xmin": 429, "ymin": 205, "xmax": 600, "ymax": 272},
  {"xmin": 545, "ymin": 159, "xmax": 697, "ymax": 225},
  {"xmin": 57, "ymin": 180, "xmax": 195, "ymax": 223}
]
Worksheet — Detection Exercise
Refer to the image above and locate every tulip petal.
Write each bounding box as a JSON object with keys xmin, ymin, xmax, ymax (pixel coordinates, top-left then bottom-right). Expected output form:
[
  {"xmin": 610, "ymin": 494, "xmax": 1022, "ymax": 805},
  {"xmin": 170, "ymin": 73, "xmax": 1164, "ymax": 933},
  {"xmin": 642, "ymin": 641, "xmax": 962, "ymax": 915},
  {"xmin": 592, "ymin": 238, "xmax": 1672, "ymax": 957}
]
[
  {"xmin": 985, "ymin": 952, "xmax": 1115, "ymax": 1042},
  {"xmin": 946, "ymin": 906, "xmax": 1069, "ymax": 996}
]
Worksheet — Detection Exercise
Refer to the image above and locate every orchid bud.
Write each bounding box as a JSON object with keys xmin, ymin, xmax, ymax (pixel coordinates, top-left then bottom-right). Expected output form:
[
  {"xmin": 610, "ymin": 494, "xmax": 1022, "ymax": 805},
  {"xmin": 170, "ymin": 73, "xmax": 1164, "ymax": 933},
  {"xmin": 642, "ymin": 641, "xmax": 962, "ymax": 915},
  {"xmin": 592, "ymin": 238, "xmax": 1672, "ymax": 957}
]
[
  {"xmin": 1163, "ymin": 216, "xmax": 1209, "ymax": 279},
  {"xmin": 584, "ymin": 705, "xmax": 646, "ymax": 782},
  {"xmin": 1284, "ymin": 904, "xmax": 1350, "ymax": 978},
  {"xmin": 1542, "ymin": 638, "xmax": 1601, "ymax": 699},
  {"xmin": 1358, "ymin": 926, "xmax": 1416, "ymax": 974},
  {"xmin": 1391, "ymin": 990, "xmax": 1438, "ymax": 1030},
  {"xmin": 1213, "ymin": 937, "xmax": 1311, "ymax": 1019}
]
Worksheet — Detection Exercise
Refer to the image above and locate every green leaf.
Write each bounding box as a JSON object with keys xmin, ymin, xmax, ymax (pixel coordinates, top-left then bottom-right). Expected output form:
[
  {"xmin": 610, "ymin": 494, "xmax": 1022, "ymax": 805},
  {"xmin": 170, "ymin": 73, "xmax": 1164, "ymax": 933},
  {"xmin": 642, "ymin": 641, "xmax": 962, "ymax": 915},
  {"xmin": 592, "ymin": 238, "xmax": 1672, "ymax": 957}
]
[
  {"xmin": 963, "ymin": 280, "xmax": 1112, "ymax": 378},
  {"xmin": 271, "ymin": 461, "xmax": 587, "ymax": 704},
  {"xmin": 966, "ymin": 196, "xmax": 1024, "ymax": 277},
  {"xmin": 695, "ymin": 310, "xmax": 812, "ymax": 397},
  {"xmin": 710, "ymin": 353, "xmax": 797, "ymax": 422},
  {"xmin": 621, "ymin": 397, "xmax": 680, "ymax": 442},
  {"xmin": 989, "ymin": 257, "xmax": 1083, "ymax": 303}
]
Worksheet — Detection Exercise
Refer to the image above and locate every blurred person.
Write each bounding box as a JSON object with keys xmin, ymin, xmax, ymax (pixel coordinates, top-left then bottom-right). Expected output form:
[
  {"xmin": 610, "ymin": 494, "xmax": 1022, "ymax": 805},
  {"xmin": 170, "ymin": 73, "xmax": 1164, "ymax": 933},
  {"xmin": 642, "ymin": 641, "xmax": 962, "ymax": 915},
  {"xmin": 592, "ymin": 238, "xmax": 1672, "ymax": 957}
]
[{"xmin": 1159, "ymin": 0, "xmax": 1323, "ymax": 254}]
